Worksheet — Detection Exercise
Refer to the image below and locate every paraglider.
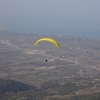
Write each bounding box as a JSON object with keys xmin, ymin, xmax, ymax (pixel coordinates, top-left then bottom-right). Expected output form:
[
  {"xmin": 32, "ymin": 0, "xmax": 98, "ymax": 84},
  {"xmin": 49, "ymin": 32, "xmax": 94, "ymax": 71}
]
[
  {"xmin": 34, "ymin": 37, "xmax": 60, "ymax": 62},
  {"xmin": 34, "ymin": 37, "xmax": 60, "ymax": 48}
]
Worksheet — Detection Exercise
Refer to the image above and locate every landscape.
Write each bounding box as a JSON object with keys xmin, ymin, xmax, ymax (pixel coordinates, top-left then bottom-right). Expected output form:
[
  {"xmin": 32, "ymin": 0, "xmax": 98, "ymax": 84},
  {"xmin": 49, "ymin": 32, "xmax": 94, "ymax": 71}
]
[{"xmin": 0, "ymin": 30, "xmax": 100, "ymax": 100}]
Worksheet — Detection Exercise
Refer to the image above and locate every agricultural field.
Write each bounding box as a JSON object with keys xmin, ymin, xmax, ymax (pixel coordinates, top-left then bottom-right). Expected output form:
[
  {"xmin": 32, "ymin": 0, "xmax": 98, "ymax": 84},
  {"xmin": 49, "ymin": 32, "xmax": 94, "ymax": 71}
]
[{"xmin": 0, "ymin": 31, "xmax": 100, "ymax": 99}]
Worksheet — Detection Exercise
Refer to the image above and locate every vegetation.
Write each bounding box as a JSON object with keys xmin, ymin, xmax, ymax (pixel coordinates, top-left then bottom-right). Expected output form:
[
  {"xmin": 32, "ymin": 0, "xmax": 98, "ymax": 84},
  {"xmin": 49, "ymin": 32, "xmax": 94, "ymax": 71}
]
[{"xmin": 0, "ymin": 78, "xmax": 36, "ymax": 94}]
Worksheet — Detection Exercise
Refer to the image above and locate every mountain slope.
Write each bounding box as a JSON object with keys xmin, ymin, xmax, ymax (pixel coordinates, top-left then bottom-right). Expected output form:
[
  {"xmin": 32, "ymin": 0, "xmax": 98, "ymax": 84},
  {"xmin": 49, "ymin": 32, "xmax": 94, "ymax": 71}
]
[{"xmin": 0, "ymin": 78, "xmax": 36, "ymax": 94}]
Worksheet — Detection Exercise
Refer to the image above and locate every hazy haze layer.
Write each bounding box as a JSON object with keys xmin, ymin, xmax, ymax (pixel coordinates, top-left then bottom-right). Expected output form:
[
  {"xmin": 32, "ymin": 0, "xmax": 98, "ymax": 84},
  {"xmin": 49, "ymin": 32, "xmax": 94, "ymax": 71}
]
[{"xmin": 0, "ymin": 0, "xmax": 100, "ymax": 39}]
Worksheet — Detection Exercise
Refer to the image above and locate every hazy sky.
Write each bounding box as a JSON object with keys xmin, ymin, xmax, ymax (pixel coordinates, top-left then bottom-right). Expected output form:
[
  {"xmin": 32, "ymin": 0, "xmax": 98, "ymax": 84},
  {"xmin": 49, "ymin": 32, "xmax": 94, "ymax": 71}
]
[{"xmin": 0, "ymin": 0, "xmax": 100, "ymax": 38}]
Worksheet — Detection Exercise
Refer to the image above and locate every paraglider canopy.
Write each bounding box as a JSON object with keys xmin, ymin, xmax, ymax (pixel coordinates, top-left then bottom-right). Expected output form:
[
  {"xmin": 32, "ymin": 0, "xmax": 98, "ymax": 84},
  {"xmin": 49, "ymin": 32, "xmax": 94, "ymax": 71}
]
[{"xmin": 34, "ymin": 37, "xmax": 60, "ymax": 48}]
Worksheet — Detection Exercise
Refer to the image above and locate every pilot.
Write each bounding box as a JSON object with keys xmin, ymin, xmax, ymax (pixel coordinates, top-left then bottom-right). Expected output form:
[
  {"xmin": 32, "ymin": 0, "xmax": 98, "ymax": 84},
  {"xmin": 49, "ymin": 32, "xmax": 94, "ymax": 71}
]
[{"xmin": 45, "ymin": 60, "xmax": 48, "ymax": 62}]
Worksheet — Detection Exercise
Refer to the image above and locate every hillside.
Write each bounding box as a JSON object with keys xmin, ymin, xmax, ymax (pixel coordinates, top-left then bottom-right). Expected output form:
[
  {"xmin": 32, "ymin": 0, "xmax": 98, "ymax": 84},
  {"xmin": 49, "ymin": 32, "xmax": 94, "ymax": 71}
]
[{"xmin": 0, "ymin": 78, "xmax": 36, "ymax": 94}]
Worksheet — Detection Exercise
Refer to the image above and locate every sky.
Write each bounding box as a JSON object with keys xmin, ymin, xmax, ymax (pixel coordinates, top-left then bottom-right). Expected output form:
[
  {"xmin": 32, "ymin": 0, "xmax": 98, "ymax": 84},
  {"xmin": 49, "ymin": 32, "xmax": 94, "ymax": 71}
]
[{"xmin": 0, "ymin": 0, "xmax": 100, "ymax": 38}]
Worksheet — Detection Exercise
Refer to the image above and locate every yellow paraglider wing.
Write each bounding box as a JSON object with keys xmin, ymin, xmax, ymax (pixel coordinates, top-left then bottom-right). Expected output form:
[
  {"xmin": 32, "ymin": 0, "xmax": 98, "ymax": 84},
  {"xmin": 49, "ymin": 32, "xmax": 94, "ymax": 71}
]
[{"xmin": 34, "ymin": 38, "xmax": 60, "ymax": 48}]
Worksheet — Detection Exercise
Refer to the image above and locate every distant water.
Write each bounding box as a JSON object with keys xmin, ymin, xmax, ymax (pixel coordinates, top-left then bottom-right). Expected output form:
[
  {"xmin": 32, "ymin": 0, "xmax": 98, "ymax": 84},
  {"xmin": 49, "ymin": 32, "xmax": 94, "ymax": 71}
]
[
  {"xmin": 64, "ymin": 32, "xmax": 100, "ymax": 40},
  {"xmin": 40, "ymin": 31, "xmax": 100, "ymax": 40},
  {"xmin": 1, "ymin": 16, "xmax": 100, "ymax": 40}
]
